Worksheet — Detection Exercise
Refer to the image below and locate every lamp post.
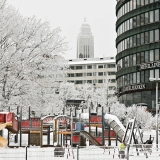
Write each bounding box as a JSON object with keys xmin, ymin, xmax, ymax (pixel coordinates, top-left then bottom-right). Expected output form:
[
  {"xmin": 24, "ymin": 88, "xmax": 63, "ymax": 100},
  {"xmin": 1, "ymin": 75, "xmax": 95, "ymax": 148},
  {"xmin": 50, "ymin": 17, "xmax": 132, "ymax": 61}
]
[{"xmin": 149, "ymin": 77, "xmax": 160, "ymax": 148}]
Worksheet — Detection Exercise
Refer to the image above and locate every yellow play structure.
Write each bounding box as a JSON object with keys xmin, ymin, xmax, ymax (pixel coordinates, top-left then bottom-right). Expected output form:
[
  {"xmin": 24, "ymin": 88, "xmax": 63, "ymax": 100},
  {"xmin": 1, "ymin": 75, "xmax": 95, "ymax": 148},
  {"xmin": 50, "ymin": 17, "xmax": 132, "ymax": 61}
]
[{"xmin": 0, "ymin": 123, "xmax": 8, "ymax": 147}]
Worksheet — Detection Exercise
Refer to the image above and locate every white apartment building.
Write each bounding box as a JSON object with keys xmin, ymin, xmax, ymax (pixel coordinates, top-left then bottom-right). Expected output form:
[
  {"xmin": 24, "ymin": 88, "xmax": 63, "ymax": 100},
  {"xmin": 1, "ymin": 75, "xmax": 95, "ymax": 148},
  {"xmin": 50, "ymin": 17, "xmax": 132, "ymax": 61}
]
[{"xmin": 63, "ymin": 57, "xmax": 116, "ymax": 89}]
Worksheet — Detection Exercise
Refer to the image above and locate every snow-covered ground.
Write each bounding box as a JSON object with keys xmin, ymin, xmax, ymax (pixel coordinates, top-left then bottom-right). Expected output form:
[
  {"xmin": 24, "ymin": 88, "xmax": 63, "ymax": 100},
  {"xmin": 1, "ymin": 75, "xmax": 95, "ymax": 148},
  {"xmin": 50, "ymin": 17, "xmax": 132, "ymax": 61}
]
[{"xmin": 0, "ymin": 145, "xmax": 160, "ymax": 160}]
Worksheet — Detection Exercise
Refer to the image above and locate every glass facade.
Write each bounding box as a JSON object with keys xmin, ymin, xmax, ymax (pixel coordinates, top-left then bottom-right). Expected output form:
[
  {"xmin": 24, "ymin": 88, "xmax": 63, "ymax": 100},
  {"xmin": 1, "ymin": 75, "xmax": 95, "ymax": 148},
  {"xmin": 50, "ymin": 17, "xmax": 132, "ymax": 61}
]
[{"xmin": 116, "ymin": 0, "xmax": 160, "ymax": 111}]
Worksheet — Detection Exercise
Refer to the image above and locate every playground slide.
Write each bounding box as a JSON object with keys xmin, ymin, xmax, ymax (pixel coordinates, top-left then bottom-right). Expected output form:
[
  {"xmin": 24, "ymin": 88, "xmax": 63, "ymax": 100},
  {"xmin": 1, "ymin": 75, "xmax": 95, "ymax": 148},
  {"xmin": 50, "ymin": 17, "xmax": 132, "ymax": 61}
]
[
  {"xmin": 80, "ymin": 130, "xmax": 102, "ymax": 146},
  {"xmin": 81, "ymin": 113, "xmax": 128, "ymax": 144},
  {"xmin": 104, "ymin": 113, "xmax": 129, "ymax": 144}
]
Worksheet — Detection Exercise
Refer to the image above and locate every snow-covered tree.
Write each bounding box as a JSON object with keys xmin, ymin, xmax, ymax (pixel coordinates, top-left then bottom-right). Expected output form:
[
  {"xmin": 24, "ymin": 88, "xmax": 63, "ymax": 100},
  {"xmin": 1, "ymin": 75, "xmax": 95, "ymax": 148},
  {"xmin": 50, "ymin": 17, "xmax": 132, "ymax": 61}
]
[
  {"xmin": 93, "ymin": 79, "xmax": 117, "ymax": 113},
  {"xmin": 0, "ymin": 0, "xmax": 68, "ymax": 115}
]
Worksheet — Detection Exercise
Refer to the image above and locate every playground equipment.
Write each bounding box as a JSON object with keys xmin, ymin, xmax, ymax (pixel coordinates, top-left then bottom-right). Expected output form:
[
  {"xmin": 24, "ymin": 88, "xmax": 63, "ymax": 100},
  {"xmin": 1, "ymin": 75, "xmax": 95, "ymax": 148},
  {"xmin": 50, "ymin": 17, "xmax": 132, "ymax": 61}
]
[
  {"xmin": 0, "ymin": 112, "xmax": 19, "ymax": 147},
  {"xmin": 0, "ymin": 123, "xmax": 8, "ymax": 147}
]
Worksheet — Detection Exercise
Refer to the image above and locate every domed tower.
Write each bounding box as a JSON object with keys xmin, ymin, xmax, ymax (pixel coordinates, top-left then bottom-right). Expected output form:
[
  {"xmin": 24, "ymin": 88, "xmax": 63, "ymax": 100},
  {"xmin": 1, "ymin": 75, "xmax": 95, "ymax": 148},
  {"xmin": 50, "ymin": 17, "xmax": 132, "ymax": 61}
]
[{"xmin": 77, "ymin": 18, "xmax": 94, "ymax": 58}]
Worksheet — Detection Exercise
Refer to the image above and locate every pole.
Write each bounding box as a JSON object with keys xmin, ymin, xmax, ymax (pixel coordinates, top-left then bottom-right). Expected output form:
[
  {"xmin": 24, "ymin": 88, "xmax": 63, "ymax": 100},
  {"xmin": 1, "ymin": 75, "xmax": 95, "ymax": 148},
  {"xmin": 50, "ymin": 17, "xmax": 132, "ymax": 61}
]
[
  {"xmin": 102, "ymin": 106, "xmax": 105, "ymax": 146},
  {"xmin": 108, "ymin": 106, "xmax": 111, "ymax": 146},
  {"xmin": 71, "ymin": 110, "xmax": 73, "ymax": 147},
  {"xmin": 20, "ymin": 106, "xmax": 22, "ymax": 147},
  {"xmin": 156, "ymin": 81, "xmax": 158, "ymax": 148}
]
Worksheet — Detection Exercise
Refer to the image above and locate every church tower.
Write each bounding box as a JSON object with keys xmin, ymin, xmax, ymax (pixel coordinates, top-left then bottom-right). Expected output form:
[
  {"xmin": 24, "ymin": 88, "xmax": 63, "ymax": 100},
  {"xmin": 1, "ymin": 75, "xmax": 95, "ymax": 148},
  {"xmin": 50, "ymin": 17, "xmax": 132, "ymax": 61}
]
[{"xmin": 77, "ymin": 18, "xmax": 94, "ymax": 58}]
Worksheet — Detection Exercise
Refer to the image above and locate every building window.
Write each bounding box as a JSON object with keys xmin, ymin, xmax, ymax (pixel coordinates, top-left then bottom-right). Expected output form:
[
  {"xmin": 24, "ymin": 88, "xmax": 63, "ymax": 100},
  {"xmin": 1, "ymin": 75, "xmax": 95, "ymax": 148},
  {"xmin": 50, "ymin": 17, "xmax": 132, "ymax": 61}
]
[
  {"xmin": 87, "ymin": 65, "xmax": 92, "ymax": 69},
  {"xmin": 70, "ymin": 66, "xmax": 74, "ymax": 70},
  {"xmin": 108, "ymin": 64, "xmax": 115, "ymax": 68},
  {"xmin": 111, "ymin": 79, "xmax": 116, "ymax": 83},
  {"xmin": 76, "ymin": 73, "xmax": 83, "ymax": 77},
  {"xmin": 155, "ymin": 49, "xmax": 159, "ymax": 61},
  {"xmin": 76, "ymin": 66, "xmax": 82, "ymax": 70},
  {"xmin": 108, "ymin": 72, "xmax": 116, "ymax": 75},
  {"xmin": 98, "ymin": 80, "xmax": 103, "ymax": 83},
  {"xmin": 87, "ymin": 73, "xmax": 92, "ymax": 76},
  {"xmin": 68, "ymin": 74, "xmax": 74, "ymax": 77},
  {"xmin": 98, "ymin": 65, "xmax": 103, "ymax": 68},
  {"xmin": 98, "ymin": 72, "xmax": 103, "ymax": 76},
  {"xmin": 87, "ymin": 80, "xmax": 92, "ymax": 83},
  {"xmin": 75, "ymin": 80, "xmax": 82, "ymax": 84}
]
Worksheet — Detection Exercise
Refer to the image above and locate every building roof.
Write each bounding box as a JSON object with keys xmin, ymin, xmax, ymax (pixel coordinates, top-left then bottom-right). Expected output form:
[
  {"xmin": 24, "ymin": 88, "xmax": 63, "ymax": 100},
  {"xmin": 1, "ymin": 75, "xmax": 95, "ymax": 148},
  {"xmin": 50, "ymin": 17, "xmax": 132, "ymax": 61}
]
[{"xmin": 68, "ymin": 57, "xmax": 115, "ymax": 65}]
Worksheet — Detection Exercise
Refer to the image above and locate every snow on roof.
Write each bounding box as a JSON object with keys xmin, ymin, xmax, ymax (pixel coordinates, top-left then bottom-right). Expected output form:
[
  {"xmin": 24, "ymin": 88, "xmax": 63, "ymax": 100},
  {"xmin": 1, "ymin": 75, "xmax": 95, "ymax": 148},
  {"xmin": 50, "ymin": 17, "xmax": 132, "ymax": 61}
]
[
  {"xmin": 68, "ymin": 59, "xmax": 115, "ymax": 65},
  {"xmin": 68, "ymin": 57, "xmax": 115, "ymax": 65}
]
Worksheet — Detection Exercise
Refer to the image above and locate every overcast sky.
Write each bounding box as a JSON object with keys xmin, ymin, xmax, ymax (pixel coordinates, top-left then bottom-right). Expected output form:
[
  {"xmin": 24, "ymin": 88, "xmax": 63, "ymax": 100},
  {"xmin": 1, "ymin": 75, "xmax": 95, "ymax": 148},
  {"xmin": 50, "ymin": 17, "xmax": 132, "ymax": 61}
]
[{"xmin": 7, "ymin": 0, "xmax": 117, "ymax": 59}]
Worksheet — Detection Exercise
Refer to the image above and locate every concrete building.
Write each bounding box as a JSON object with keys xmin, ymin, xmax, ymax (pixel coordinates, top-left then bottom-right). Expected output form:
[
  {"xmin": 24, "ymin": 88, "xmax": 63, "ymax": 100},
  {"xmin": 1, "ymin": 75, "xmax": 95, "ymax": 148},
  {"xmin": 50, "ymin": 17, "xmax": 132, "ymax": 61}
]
[
  {"xmin": 116, "ymin": 0, "xmax": 160, "ymax": 111},
  {"xmin": 77, "ymin": 18, "xmax": 94, "ymax": 58},
  {"xmin": 63, "ymin": 57, "xmax": 116, "ymax": 90}
]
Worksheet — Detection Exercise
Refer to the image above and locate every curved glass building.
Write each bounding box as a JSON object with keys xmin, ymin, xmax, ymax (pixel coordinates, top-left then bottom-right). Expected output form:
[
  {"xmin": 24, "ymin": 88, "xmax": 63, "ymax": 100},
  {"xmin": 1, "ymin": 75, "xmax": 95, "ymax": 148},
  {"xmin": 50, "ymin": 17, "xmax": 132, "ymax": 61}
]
[{"xmin": 116, "ymin": 0, "xmax": 160, "ymax": 112}]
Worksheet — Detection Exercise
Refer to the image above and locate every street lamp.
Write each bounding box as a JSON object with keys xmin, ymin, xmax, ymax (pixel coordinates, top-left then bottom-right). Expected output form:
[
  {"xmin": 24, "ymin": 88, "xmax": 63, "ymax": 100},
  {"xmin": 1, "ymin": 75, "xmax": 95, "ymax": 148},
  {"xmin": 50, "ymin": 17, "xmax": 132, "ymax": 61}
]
[{"xmin": 149, "ymin": 77, "xmax": 160, "ymax": 148}]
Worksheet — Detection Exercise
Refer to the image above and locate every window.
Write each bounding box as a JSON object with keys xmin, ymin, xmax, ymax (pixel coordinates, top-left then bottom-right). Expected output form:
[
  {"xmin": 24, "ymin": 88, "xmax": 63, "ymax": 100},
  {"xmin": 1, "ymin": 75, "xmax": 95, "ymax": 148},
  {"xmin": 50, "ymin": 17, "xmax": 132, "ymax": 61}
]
[
  {"xmin": 68, "ymin": 73, "xmax": 74, "ymax": 77},
  {"xmin": 70, "ymin": 66, "xmax": 74, "ymax": 70},
  {"xmin": 149, "ymin": 11, "xmax": 154, "ymax": 23},
  {"xmin": 87, "ymin": 65, "xmax": 92, "ymax": 69},
  {"xmin": 129, "ymin": 55, "xmax": 133, "ymax": 66},
  {"xmin": 87, "ymin": 80, "xmax": 92, "ymax": 83},
  {"xmin": 76, "ymin": 66, "xmax": 82, "ymax": 69},
  {"xmin": 133, "ymin": 16, "xmax": 137, "ymax": 28},
  {"xmin": 141, "ymin": 0, "xmax": 144, "ymax": 6},
  {"xmin": 145, "ymin": 12, "xmax": 149, "ymax": 24},
  {"xmin": 145, "ymin": 32, "xmax": 149, "ymax": 44},
  {"xmin": 145, "ymin": 70, "xmax": 149, "ymax": 83},
  {"xmin": 145, "ymin": 51, "xmax": 149, "ymax": 62},
  {"xmin": 75, "ymin": 80, "xmax": 82, "ymax": 84},
  {"xmin": 98, "ymin": 65, "xmax": 103, "ymax": 68},
  {"xmin": 150, "ymin": 50, "xmax": 154, "ymax": 62},
  {"xmin": 155, "ymin": 29, "xmax": 159, "ymax": 41},
  {"xmin": 76, "ymin": 73, "xmax": 83, "ymax": 77},
  {"xmin": 155, "ymin": 49, "xmax": 159, "ymax": 61},
  {"xmin": 137, "ymin": 72, "xmax": 140, "ymax": 83},
  {"xmin": 155, "ymin": 69, "xmax": 159, "ymax": 78},
  {"xmin": 130, "ymin": 37, "xmax": 133, "ymax": 48},
  {"xmin": 137, "ymin": 15, "xmax": 140, "ymax": 26},
  {"xmin": 111, "ymin": 79, "xmax": 116, "ymax": 83},
  {"xmin": 137, "ymin": 34, "xmax": 140, "ymax": 46},
  {"xmin": 133, "ymin": 54, "xmax": 136, "ymax": 65},
  {"xmin": 130, "ymin": 18, "xmax": 133, "ymax": 29},
  {"xmin": 87, "ymin": 73, "xmax": 92, "ymax": 76},
  {"xmin": 141, "ymin": 71, "xmax": 144, "ymax": 83},
  {"xmin": 133, "ymin": 72, "xmax": 136, "ymax": 84},
  {"xmin": 98, "ymin": 72, "xmax": 103, "ymax": 76},
  {"xmin": 141, "ymin": 33, "xmax": 144, "ymax": 44},
  {"xmin": 145, "ymin": 0, "xmax": 149, "ymax": 5},
  {"xmin": 155, "ymin": 10, "xmax": 159, "ymax": 22},
  {"xmin": 137, "ymin": 0, "xmax": 140, "ymax": 8},
  {"xmin": 141, "ymin": 52, "xmax": 145, "ymax": 63},
  {"xmin": 149, "ymin": 30, "xmax": 154, "ymax": 43},
  {"xmin": 137, "ymin": 53, "xmax": 140, "ymax": 64},
  {"xmin": 98, "ymin": 80, "xmax": 103, "ymax": 83},
  {"xmin": 133, "ymin": 35, "xmax": 136, "ymax": 46},
  {"xmin": 150, "ymin": 70, "xmax": 154, "ymax": 78},
  {"xmin": 130, "ymin": 73, "xmax": 133, "ymax": 84},
  {"xmin": 140, "ymin": 13, "xmax": 145, "ymax": 25},
  {"xmin": 108, "ymin": 64, "xmax": 115, "ymax": 68},
  {"xmin": 108, "ymin": 72, "xmax": 116, "ymax": 75}
]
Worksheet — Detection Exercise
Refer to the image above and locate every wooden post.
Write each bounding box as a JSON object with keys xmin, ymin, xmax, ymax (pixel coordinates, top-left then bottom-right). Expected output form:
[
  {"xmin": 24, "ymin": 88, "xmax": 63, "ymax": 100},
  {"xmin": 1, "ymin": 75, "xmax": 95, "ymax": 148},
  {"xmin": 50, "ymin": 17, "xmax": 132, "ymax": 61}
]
[
  {"xmin": 40, "ymin": 119, "xmax": 43, "ymax": 147},
  {"xmin": 54, "ymin": 119, "xmax": 57, "ymax": 143}
]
